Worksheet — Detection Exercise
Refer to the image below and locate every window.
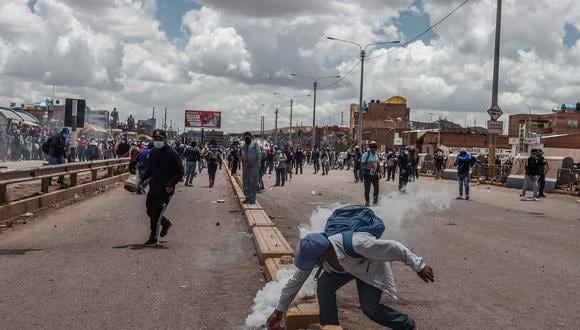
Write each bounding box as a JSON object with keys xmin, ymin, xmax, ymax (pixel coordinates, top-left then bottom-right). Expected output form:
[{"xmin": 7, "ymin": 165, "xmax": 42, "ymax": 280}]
[{"xmin": 568, "ymin": 120, "xmax": 578, "ymax": 128}]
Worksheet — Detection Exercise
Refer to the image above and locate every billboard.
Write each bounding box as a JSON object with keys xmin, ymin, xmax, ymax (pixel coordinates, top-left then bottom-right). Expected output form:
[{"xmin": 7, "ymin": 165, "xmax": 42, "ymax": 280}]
[{"xmin": 184, "ymin": 110, "xmax": 221, "ymax": 128}]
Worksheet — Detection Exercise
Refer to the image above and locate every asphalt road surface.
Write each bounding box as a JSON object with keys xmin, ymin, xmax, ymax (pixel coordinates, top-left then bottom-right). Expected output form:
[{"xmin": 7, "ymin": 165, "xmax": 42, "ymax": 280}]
[
  {"xmin": 258, "ymin": 165, "xmax": 580, "ymax": 329},
  {"xmin": 0, "ymin": 168, "xmax": 262, "ymax": 329}
]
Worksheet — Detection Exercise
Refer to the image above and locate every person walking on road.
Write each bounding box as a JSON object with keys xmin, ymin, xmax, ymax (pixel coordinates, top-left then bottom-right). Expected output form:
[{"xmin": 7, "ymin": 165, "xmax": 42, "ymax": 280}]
[
  {"xmin": 44, "ymin": 127, "xmax": 70, "ymax": 185},
  {"xmin": 241, "ymin": 132, "xmax": 261, "ymax": 204},
  {"xmin": 521, "ymin": 149, "xmax": 541, "ymax": 201},
  {"xmin": 385, "ymin": 150, "xmax": 397, "ymax": 182},
  {"xmin": 284, "ymin": 145, "xmax": 294, "ymax": 181},
  {"xmin": 136, "ymin": 142, "xmax": 153, "ymax": 194},
  {"xmin": 434, "ymin": 149, "xmax": 445, "ymax": 180},
  {"xmin": 266, "ymin": 145, "xmax": 275, "ymax": 174},
  {"xmin": 361, "ymin": 141, "xmax": 381, "ymax": 206},
  {"xmin": 140, "ymin": 130, "xmax": 184, "ymax": 245},
  {"xmin": 183, "ymin": 141, "xmax": 200, "ymax": 186},
  {"xmin": 398, "ymin": 149, "xmax": 412, "ymax": 192},
  {"xmin": 353, "ymin": 146, "xmax": 363, "ymax": 183},
  {"xmin": 454, "ymin": 148, "xmax": 479, "ymax": 200},
  {"xmin": 274, "ymin": 147, "xmax": 287, "ymax": 186},
  {"xmin": 258, "ymin": 147, "xmax": 267, "ymax": 192},
  {"xmin": 294, "ymin": 147, "xmax": 304, "ymax": 175},
  {"xmin": 206, "ymin": 138, "xmax": 222, "ymax": 188},
  {"xmin": 321, "ymin": 148, "xmax": 330, "ymax": 176},
  {"xmin": 267, "ymin": 213, "xmax": 434, "ymax": 329},
  {"xmin": 312, "ymin": 147, "xmax": 321, "ymax": 174},
  {"xmin": 537, "ymin": 149, "xmax": 548, "ymax": 198},
  {"xmin": 229, "ymin": 141, "xmax": 241, "ymax": 175}
]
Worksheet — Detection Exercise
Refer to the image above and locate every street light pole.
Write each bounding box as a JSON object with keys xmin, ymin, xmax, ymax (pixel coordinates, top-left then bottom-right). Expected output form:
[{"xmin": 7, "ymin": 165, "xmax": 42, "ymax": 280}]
[
  {"xmin": 326, "ymin": 36, "xmax": 400, "ymax": 147},
  {"xmin": 273, "ymin": 91, "xmax": 311, "ymax": 147},
  {"xmin": 312, "ymin": 81, "xmax": 317, "ymax": 147},
  {"xmin": 489, "ymin": 0, "xmax": 502, "ymax": 167},
  {"xmin": 290, "ymin": 74, "xmax": 340, "ymax": 149},
  {"xmin": 358, "ymin": 49, "xmax": 365, "ymax": 147},
  {"xmin": 274, "ymin": 108, "xmax": 279, "ymax": 145}
]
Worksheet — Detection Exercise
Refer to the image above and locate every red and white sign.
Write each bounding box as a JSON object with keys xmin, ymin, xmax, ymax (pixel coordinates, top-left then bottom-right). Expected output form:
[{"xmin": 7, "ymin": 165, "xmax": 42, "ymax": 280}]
[{"xmin": 184, "ymin": 110, "xmax": 222, "ymax": 128}]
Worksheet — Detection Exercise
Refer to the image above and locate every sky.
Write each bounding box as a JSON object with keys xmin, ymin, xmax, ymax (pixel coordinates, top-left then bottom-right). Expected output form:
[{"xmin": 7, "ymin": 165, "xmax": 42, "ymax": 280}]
[{"xmin": 0, "ymin": 0, "xmax": 579, "ymax": 133}]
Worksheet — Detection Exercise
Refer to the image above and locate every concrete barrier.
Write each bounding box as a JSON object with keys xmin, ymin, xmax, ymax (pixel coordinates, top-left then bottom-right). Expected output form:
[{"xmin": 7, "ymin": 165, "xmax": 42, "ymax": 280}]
[
  {"xmin": 252, "ymin": 226, "xmax": 294, "ymax": 264},
  {"xmin": 0, "ymin": 173, "xmax": 129, "ymax": 222},
  {"xmin": 245, "ymin": 209, "xmax": 275, "ymax": 229}
]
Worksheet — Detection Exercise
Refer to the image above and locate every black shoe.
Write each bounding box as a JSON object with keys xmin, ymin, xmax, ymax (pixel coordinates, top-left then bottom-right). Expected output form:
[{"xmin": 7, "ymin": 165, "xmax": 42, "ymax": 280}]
[
  {"xmin": 465, "ymin": 196, "xmax": 470, "ymax": 201},
  {"xmin": 242, "ymin": 200, "xmax": 256, "ymax": 204},
  {"xmin": 539, "ymin": 194, "xmax": 547, "ymax": 198},
  {"xmin": 144, "ymin": 237, "xmax": 158, "ymax": 245},
  {"xmin": 365, "ymin": 201, "xmax": 370, "ymax": 206},
  {"xmin": 373, "ymin": 198, "xmax": 378, "ymax": 205},
  {"xmin": 160, "ymin": 220, "xmax": 173, "ymax": 238}
]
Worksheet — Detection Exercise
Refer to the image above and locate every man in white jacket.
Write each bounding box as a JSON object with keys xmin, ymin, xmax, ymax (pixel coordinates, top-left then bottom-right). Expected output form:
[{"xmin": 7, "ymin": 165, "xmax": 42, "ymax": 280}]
[{"xmin": 267, "ymin": 232, "xmax": 434, "ymax": 329}]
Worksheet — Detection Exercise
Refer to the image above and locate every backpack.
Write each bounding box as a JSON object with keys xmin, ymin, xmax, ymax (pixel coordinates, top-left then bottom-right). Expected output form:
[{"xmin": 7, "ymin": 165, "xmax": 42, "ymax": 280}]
[
  {"xmin": 42, "ymin": 139, "xmax": 50, "ymax": 155},
  {"xmin": 324, "ymin": 205, "xmax": 385, "ymax": 259},
  {"xmin": 207, "ymin": 148, "xmax": 219, "ymax": 163}
]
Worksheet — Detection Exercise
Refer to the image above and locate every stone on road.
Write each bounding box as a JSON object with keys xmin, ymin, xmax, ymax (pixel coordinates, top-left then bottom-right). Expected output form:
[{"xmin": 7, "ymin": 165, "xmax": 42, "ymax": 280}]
[{"xmin": 0, "ymin": 169, "xmax": 261, "ymax": 329}]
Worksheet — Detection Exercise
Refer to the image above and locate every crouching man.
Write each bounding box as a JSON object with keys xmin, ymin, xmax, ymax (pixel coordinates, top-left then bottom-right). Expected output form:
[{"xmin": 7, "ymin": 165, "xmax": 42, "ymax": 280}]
[{"xmin": 267, "ymin": 232, "xmax": 434, "ymax": 329}]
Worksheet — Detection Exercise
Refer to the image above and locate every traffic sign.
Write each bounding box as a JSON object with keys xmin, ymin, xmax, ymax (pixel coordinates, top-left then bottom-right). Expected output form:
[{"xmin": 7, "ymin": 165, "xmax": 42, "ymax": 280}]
[
  {"xmin": 487, "ymin": 104, "xmax": 503, "ymax": 121},
  {"xmin": 487, "ymin": 120, "xmax": 503, "ymax": 134}
]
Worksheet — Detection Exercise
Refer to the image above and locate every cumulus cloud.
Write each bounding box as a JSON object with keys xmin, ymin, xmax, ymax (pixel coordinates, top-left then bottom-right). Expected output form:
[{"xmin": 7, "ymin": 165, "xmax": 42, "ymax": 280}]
[{"xmin": 0, "ymin": 0, "xmax": 578, "ymax": 133}]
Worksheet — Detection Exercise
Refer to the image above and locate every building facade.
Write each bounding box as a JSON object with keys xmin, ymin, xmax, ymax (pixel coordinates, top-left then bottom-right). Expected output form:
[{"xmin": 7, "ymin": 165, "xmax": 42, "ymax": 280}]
[{"xmin": 349, "ymin": 96, "xmax": 411, "ymax": 149}]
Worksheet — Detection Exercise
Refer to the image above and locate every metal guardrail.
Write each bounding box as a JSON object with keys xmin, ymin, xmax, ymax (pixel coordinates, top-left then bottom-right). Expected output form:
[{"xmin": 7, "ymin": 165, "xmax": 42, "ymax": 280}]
[{"xmin": 0, "ymin": 158, "xmax": 130, "ymax": 204}]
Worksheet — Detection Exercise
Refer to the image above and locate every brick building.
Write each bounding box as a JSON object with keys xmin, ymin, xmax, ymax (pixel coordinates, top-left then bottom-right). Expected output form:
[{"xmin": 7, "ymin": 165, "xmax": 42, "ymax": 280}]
[
  {"xmin": 402, "ymin": 130, "xmax": 509, "ymax": 155},
  {"xmin": 508, "ymin": 112, "xmax": 580, "ymax": 137},
  {"xmin": 349, "ymin": 96, "xmax": 410, "ymax": 148}
]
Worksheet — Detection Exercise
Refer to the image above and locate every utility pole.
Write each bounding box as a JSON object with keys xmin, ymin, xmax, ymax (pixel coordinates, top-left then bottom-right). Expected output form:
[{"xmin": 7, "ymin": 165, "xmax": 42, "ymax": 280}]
[
  {"xmin": 489, "ymin": 0, "xmax": 502, "ymax": 167},
  {"xmin": 164, "ymin": 107, "xmax": 168, "ymax": 130},
  {"xmin": 341, "ymin": 112, "xmax": 344, "ymax": 126},
  {"xmin": 357, "ymin": 49, "xmax": 365, "ymax": 147},
  {"xmin": 274, "ymin": 108, "xmax": 279, "ymax": 145},
  {"xmin": 152, "ymin": 106, "xmax": 156, "ymax": 129},
  {"xmin": 312, "ymin": 81, "xmax": 318, "ymax": 148},
  {"xmin": 289, "ymin": 98, "xmax": 294, "ymax": 146}
]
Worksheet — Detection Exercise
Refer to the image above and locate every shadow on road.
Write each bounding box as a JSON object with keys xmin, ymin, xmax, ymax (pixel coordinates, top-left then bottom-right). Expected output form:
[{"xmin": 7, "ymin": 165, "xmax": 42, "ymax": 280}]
[
  {"xmin": 112, "ymin": 242, "xmax": 169, "ymax": 250},
  {"xmin": 0, "ymin": 248, "xmax": 44, "ymax": 255}
]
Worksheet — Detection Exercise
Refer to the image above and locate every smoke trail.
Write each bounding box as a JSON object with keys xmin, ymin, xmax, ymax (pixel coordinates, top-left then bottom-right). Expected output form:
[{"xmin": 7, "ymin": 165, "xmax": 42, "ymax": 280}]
[
  {"xmin": 299, "ymin": 185, "xmax": 453, "ymax": 238},
  {"xmin": 245, "ymin": 269, "xmax": 317, "ymax": 329}
]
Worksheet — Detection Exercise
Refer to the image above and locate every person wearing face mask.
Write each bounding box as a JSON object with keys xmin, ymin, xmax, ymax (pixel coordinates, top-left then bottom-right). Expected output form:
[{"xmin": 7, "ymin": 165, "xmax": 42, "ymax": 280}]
[
  {"xmin": 140, "ymin": 130, "xmax": 184, "ymax": 245},
  {"xmin": 241, "ymin": 132, "xmax": 261, "ymax": 204}
]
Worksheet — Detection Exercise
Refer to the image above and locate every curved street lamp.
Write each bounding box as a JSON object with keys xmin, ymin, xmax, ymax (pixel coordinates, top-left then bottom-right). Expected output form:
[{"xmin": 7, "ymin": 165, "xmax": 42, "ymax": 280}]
[{"xmin": 326, "ymin": 36, "xmax": 400, "ymax": 147}]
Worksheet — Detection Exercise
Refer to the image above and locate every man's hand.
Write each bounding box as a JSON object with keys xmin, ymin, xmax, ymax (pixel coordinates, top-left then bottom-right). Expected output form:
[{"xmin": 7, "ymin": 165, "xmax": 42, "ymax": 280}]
[
  {"xmin": 165, "ymin": 186, "xmax": 174, "ymax": 194},
  {"xmin": 266, "ymin": 310, "xmax": 283, "ymax": 329},
  {"xmin": 417, "ymin": 265, "xmax": 434, "ymax": 283}
]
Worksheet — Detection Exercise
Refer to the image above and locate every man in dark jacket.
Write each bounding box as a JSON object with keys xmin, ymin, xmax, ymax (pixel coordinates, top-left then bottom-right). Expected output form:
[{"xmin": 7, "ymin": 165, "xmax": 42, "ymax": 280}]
[
  {"xmin": 141, "ymin": 130, "xmax": 184, "ymax": 245},
  {"xmin": 312, "ymin": 147, "xmax": 321, "ymax": 174},
  {"xmin": 353, "ymin": 146, "xmax": 363, "ymax": 183},
  {"xmin": 398, "ymin": 149, "xmax": 412, "ymax": 192},
  {"xmin": 521, "ymin": 149, "xmax": 541, "ymax": 201},
  {"xmin": 294, "ymin": 148, "xmax": 304, "ymax": 175},
  {"xmin": 537, "ymin": 149, "xmax": 548, "ymax": 198},
  {"xmin": 116, "ymin": 137, "xmax": 131, "ymax": 158},
  {"xmin": 206, "ymin": 138, "xmax": 223, "ymax": 187},
  {"xmin": 46, "ymin": 128, "xmax": 70, "ymax": 185}
]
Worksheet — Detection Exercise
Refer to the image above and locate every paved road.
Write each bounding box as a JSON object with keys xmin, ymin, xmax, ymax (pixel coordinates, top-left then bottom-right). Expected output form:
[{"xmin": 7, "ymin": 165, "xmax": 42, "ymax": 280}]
[
  {"xmin": 0, "ymin": 168, "xmax": 261, "ymax": 329},
  {"xmin": 257, "ymin": 165, "xmax": 580, "ymax": 329}
]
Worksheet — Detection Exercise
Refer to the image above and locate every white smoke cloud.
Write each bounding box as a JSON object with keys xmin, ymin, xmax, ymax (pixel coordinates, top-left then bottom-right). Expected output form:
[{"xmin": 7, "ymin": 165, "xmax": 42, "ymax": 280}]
[{"xmin": 245, "ymin": 268, "xmax": 317, "ymax": 329}]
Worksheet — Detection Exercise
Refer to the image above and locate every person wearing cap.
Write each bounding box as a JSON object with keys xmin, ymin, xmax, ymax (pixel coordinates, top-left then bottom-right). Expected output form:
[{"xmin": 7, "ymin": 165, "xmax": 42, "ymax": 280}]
[
  {"xmin": 361, "ymin": 141, "xmax": 381, "ymax": 206},
  {"xmin": 241, "ymin": 131, "xmax": 261, "ymax": 204},
  {"xmin": 267, "ymin": 232, "xmax": 434, "ymax": 329},
  {"xmin": 140, "ymin": 129, "xmax": 184, "ymax": 245}
]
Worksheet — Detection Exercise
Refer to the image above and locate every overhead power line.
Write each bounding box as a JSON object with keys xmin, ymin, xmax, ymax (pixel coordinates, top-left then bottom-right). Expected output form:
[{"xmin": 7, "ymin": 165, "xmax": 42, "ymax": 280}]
[{"xmin": 319, "ymin": 0, "xmax": 473, "ymax": 89}]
